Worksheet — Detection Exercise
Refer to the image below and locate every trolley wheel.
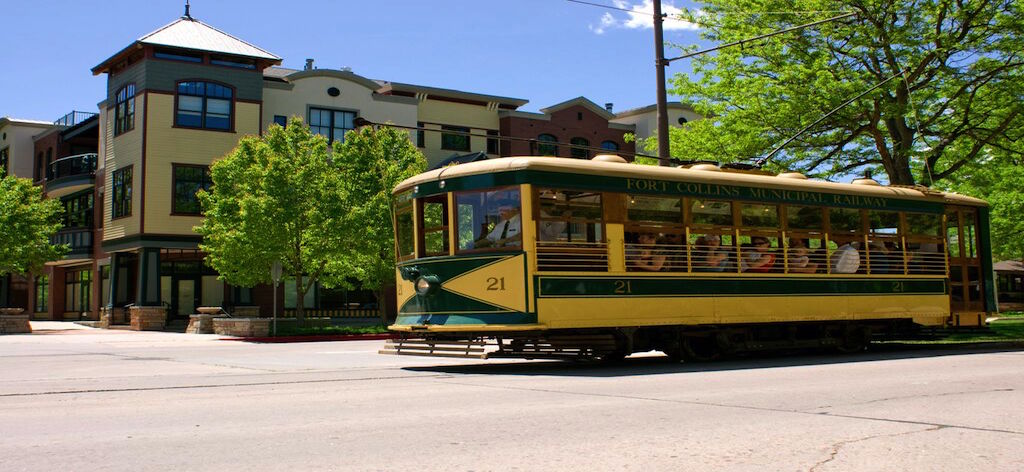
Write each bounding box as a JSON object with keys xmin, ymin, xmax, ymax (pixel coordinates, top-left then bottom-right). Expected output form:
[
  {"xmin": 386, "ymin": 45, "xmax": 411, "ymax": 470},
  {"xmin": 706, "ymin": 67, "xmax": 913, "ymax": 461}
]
[
  {"xmin": 835, "ymin": 327, "xmax": 869, "ymax": 354},
  {"xmin": 681, "ymin": 335, "xmax": 721, "ymax": 362}
]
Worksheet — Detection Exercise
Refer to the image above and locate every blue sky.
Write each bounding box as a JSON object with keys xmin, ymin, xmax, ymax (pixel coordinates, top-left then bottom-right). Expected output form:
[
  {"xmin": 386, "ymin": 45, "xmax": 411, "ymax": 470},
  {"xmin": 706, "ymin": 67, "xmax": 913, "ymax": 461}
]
[{"xmin": 2, "ymin": 0, "xmax": 705, "ymax": 121}]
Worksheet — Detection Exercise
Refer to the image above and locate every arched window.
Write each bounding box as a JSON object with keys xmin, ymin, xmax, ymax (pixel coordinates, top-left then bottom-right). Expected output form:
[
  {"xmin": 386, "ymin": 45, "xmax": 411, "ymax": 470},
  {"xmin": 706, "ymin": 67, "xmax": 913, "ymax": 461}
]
[
  {"xmin": 570, "ymin": 137, "xmax": 590, "ymax": 159},
  {"xmin": 537, "ymin": 134, "xmax": 558, "ymax": 156},
  {"xmin": 600, "ymin": 140, "xmax": 619, "ymax": 152},
  {"xmin": 176, "ymin": 81, "xmax": 233, "ymax": 130}
]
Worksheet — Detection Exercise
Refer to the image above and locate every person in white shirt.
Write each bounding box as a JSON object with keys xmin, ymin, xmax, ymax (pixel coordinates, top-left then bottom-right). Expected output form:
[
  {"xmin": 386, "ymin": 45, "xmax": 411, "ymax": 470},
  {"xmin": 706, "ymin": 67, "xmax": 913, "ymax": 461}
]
[
  {"xmin": 475, "ymin": 201, "xmax": 522, "ymax": 248},
  {"xmin": 830, "ymin": 236, "xmax": 861, "ymax": 273}
]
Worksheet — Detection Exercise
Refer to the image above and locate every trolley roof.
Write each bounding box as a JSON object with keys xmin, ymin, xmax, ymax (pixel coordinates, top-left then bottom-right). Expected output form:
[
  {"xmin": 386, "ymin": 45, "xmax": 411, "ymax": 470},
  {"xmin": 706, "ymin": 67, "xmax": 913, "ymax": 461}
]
[{"xmin": 395, "ymin": 156, "xmax": 986, "ymax": 210}]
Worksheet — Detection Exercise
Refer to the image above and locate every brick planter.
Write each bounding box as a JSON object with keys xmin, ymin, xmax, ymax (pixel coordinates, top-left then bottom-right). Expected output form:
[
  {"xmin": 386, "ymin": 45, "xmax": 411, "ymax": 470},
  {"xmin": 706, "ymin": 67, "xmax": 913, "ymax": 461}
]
[
  {"xmin": 0, "ymin": 308, "xmax": 31, "ymax": 334},
  {"xmin": 213, "ymin": 318, "xmax": 270, "ymax": 337},
  {"xmin": 129, "ymin": 306, "xmax": 167, "ymax": 331},
  {"xmin": 186, "ymin": 314, "xmax": 216, "ymax": 334}
]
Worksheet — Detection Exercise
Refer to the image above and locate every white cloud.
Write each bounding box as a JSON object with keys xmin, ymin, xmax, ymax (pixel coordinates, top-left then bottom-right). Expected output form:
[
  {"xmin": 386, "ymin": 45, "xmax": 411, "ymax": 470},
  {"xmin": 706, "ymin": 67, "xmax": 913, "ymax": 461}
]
[{"xmin": 589, "ymin": 0, "xmax": 700, "ymax": 34}]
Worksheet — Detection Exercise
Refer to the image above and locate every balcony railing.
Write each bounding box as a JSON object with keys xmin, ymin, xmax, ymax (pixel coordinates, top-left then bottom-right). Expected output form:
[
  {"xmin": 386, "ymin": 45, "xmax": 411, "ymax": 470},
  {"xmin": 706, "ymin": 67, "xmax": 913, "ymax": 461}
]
[
  {"xmin": 51, "ymin": 227, "xmax": 93, "ymax": 258},
  {"xmin": 48, "ymin": 153, "xmax": 97, "ymax": 181},
  {"xmin": 53, "ymin": 111, "xmax": 98, "ymax": 128}
]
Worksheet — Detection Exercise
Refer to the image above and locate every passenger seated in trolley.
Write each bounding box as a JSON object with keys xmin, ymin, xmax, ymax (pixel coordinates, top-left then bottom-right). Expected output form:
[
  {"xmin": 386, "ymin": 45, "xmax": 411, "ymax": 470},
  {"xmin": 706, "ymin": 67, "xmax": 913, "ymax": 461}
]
[
  {"xmin": 830, "ymin": 235, "xmax": 861, "ymax": 273},
  {"xmin": 742, "ymin": 236, "xmax": 776, "ymax": 272},
  {"xmin": 474, "ymin": 199, "xmax": 522, "ymax": 248},
  {"xmin": 628, "ymin": 232, "xmax": 667, "ymax": 272},
  {"xmin": 787, "ymin": 238, "xmax": 819, "ymax": 273},
  {"xmin": 693, "ymin": 234, "xmax": 729, "ymax": 272}
]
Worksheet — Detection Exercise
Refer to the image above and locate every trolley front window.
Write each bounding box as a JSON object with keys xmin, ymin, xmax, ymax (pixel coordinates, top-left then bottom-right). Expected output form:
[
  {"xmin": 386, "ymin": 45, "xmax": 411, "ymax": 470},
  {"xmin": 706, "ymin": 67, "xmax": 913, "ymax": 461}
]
[
  {"xmin": 456, "ymin": 187, "xmax": 522, "ymax": 252},
  {"xmin": 394, "ymin": 191, "xmax": 414, "ymax": 261}
]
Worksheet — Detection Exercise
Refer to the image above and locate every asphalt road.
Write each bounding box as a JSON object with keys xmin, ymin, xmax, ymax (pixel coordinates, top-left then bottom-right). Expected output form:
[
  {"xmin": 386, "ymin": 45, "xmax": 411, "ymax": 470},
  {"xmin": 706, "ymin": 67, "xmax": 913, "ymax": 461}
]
[{"xmin": 1, "ymin": 322, "xmax": 1023, "ymax": 471}]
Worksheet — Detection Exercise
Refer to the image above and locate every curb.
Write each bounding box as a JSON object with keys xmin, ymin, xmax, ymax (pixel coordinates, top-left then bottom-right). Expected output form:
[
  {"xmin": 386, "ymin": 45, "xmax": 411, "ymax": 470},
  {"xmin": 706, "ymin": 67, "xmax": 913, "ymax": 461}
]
[{"xmin": 221, "ymin": 333, "xmax": 395, "ymax": 343}]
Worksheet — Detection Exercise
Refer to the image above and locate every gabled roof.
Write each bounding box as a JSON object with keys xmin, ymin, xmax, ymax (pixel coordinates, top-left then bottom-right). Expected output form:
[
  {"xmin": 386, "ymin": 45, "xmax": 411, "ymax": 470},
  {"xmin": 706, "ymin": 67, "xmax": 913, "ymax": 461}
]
[
  {"xmin": 995, "ymin": 260, "xmax": 1024, "ymax": 273},
  {"xmin": 93, "ymin": 16, "xmax": 281, "ymax": 74},
  {"xmin": 613, "ymin": 101, "xmax": 696, "ymax": 119},
  {"xmin": 539, "ymin": 97, "xmax": 615, "ymax": 120}
]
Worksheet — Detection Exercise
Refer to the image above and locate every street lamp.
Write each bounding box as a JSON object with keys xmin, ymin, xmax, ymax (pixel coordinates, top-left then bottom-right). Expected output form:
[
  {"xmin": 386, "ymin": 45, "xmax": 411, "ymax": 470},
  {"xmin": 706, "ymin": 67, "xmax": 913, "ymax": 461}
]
[{"xmin": 271, "ymin": 261, "xmax": 282, "ymax": 336}]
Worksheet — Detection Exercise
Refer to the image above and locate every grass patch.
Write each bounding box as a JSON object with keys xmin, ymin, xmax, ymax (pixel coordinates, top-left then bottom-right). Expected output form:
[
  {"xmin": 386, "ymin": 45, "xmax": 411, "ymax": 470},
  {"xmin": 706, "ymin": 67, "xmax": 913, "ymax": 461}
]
[
  {"xmin": 996, "ymin": 311, "xmax": 1024, "ymax": 318},
  {"xmin": 273, "ymin": 324, "xmax": 389, "ymax": 337},
  {"xmin": 883, "ymin": 318, "xmax": 1024, "ymax": 344}
]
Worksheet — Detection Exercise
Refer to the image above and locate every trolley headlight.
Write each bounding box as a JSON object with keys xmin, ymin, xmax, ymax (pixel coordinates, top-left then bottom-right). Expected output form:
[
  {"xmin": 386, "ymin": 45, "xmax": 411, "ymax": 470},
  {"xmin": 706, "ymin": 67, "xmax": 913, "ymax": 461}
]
[{"xmin": 415, "ymin": 275, "xmax": 440, "ymax": 296}]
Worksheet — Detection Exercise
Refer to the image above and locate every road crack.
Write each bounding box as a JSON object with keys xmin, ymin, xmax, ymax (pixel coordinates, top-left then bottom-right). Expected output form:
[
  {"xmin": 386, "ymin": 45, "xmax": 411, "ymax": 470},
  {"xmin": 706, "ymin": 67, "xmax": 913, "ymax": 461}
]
[{"xmin": 808, "ymin": 426, "xmax": 944, "ymax": 472}]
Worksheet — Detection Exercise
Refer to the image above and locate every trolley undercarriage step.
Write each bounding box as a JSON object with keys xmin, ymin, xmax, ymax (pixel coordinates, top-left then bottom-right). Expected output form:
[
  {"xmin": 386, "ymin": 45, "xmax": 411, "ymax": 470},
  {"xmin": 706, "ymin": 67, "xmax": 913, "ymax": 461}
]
[{"xmin": 379, "ymin": 338, "xmax": 489, "ymax": 359}]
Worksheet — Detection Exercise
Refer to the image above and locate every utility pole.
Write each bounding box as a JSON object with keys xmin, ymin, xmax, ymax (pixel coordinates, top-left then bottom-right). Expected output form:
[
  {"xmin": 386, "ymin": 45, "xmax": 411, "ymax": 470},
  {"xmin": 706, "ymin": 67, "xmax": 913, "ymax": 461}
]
[{"xmin": 652, "ymin": 0, "xmax": 671, "ymax": 167}]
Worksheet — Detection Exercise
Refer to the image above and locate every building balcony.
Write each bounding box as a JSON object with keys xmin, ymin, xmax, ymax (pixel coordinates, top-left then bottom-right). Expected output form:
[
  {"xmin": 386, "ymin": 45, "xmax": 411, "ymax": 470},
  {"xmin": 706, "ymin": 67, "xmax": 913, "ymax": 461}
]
[
  {"xmin": 51, "ymin": 227, "xmax": 93, "ymax": 261},
  {"xmin": 46, "ymin": 153, "xmax": 97, "ymax": 196},
  {"xmin": 54, "ymin": 111, "xmax": 98, "ymax": 128}
]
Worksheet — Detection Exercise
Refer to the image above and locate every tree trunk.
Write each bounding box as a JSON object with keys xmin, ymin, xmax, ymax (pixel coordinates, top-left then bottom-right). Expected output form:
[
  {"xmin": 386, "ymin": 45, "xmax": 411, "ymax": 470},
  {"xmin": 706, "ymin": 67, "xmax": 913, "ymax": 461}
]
[
  {"xmin": 375, "ymin": 288, "xmax": 389, "ymax": 327},
  {"xmin": 294, "ymin": 273, "xmax": 305, "ymax": 323}
]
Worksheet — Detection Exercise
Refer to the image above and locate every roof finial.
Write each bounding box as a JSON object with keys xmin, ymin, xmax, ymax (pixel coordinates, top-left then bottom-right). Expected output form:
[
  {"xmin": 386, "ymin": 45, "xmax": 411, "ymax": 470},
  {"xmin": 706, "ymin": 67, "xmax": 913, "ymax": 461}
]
[{"xmin": 184, "ymin": 0, "xmax": 192, "ymax": 19}]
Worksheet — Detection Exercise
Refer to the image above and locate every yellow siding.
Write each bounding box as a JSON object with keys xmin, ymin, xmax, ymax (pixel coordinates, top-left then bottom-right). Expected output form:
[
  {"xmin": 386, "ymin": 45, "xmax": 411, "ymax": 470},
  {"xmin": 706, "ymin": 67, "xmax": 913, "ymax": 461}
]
[
  {"xmin": 143, "ymin": 93, "xmax": 260, "ymax": 235},
  {"xmin": 417, "ymin": 100, "xmax": 500, "ymax": 166},
  {"xmin": 537, "ymin": 294, "xmax": 950, "ymax": 329},
  {"xmin": 103, "ymin": 98, "xmax": 144, "ymax": 241}
]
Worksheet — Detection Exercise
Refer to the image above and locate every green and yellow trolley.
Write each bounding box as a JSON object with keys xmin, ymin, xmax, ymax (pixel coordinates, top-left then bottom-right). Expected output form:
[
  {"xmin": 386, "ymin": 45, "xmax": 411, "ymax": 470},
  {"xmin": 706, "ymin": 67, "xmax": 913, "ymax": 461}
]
[{"xmin": 380, "ymin": 155, "xmax": 994, "ymax": 361}]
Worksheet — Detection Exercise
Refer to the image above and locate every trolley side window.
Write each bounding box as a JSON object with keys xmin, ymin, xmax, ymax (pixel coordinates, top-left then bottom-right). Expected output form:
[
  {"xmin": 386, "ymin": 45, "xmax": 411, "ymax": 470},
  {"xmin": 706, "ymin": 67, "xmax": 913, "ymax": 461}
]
[
  {"xmin": 536, "ymin": 188, "xmax": 607, "ymax": 272},
  {"xmin": 394, "ymin": 191, "xmax": 415, "ymax": 261},
  {"xmin": 625, "ymin": 195, "xmax": 685, "ymax": 272},
  {"xmin": 418, "ymin": 195, "xmax": 449, "ymax": 257},
  {"xmin": 455, "ymin": 187, "xmax": 522, "ymax": 253}
]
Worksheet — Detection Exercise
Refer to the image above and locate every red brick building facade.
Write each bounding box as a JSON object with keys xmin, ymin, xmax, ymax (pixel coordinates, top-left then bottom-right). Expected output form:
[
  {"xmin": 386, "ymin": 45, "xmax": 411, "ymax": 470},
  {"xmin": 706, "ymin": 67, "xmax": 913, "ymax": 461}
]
[{"xmin": 499, "ymin": 97, "xmax": 635, "ymax": 160}]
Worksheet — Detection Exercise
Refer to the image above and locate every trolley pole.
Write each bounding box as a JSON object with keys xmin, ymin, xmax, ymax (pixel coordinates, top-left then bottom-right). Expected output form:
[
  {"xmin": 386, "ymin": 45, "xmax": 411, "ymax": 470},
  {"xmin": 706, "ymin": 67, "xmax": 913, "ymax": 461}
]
[{"xmin": 653, "ymin": 0, "xmax": 671, "ymax": 167}]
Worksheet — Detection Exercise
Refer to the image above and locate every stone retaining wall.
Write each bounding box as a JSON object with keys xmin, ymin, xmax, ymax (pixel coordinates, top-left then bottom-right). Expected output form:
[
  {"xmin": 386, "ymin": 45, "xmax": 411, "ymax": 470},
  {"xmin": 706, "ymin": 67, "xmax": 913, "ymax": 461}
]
[
  {"xmin": 0, "ymin": 308, "xmax": 31, "ymax": 334},
  {"xmin": 213, "ymin": 318, "xmax": 270, "ymax": 337},
  {"xmin": 130, "ymin": 306, "xmax": 167, "ymax": 331}
]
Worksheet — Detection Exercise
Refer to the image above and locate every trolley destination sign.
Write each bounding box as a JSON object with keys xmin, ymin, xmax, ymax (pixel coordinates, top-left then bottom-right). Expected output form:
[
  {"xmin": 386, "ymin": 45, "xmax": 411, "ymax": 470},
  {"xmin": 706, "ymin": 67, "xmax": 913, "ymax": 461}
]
[
  {"xmin": 407, "ymin": 169, "xmax": 946, "ymax": 213},
  {"xmin": 625, "ymin": 178, "xmax": 896, "ymax": 210}
]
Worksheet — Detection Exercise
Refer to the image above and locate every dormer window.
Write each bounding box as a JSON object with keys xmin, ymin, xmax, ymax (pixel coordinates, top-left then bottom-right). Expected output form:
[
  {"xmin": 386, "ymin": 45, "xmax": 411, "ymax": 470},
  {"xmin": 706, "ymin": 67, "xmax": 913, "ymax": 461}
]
[{"xmin": 176, "ymin": 81, "xmax": 233, "ymax": 131}]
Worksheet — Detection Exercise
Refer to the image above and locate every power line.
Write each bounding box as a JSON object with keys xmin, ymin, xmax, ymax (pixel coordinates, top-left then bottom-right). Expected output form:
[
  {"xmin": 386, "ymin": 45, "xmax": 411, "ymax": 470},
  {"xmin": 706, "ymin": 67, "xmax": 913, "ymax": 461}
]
[
  {"xmin": 566, "ymin": 0, "xmax": 638, "ymax": 14},
  {"xmin": 566, "ymin": 0, "xmax": 852, "ymax": 18}
]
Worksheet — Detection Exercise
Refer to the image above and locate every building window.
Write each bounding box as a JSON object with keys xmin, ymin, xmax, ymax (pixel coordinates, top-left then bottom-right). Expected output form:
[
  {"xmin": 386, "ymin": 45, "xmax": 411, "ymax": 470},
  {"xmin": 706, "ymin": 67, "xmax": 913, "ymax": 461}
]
[
  {"xmin": 273, "ymin": 115, "xmax": 287, "ymax": 127},
  {"xmin": 416, "ymin": 122, "xmax": 425, "ymax": 147},
  {"xmin": 0, "ymin": 147, "xmax": 7, "ymax": 177},
  {"xmin": 173, "ymin": 165, "xmax": 213, "ymax": 215},
  {"xmin": 570, "ymin": 137, "xmax": 590, "ymax": 159},
  {"xmin": 441, "ymin": 125, "xmax": 470, "ymax": 151},
  {"xmin": 46, "ymin": 148, "xmax": 53, "ymax": 180},
  {"xmin": 36, "ymin": 152, "xmax": 44, "ymax": 181},
  {"xmin": 210, "ymin": 55, "xmax": 256, "ymax": 69},
  {"xmin": 678, "ymin": 116, "xmax": 688, "ymax": 125},
  {"xmin": 100, "ymin": 266, "xmax": 110, "ymax": 308},
  {"xmin": 62, "ymin": 192, "xmax": 94, "ymax": 228},
  {"xmin": 600, "ymin": 140, "xmax": 619, "ymax": 152},
  {"xmin": 155, "ymin": 50, "xmax": 202, "ymax": 63},
  {"xmin": 115, "ymin": 84, "xmax": 135, "ymax": 135},
  {"xmin": 34, "ymin": 275, "xmax": 48, "ymax": 313},
  {"xmin": 112, "ymin": 166, "xmax": 132, "ymax": 219},
  {"xmin": 487, "ymin": 130, "xmax": 499, "ymax": 155},
  {"xmin": 537, "ymin": 134, "xmax": 558, "ymax": 156},
  {"xmin": 309, "ymin": 107, "xmax": 355, "ymax": 144},
  {"xmin": 176, "ymin": 81, "xmax": 233, "ymax": 130},
  {"xmin": 65, "ymin": 269, "xmax": 92, "ymax": 313}
]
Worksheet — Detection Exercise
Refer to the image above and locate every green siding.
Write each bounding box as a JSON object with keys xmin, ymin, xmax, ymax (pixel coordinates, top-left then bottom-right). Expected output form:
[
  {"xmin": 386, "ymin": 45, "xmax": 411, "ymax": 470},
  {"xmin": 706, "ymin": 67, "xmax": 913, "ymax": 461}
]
[
  {"xmin": 108, "ymin": 59, "xmax": 264, "ymax": 102},
  {"xmin": 978, "ymin": 207, "xmax": 997, "ymax": 310},
  {"xmin": 536, "ymin": 276, "xmax": 947, "ymax": 298}
]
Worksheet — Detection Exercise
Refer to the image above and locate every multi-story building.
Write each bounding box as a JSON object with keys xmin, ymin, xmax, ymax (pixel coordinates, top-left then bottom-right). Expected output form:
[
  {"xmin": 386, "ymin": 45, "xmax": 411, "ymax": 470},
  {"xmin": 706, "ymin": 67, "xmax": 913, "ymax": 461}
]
[{"xmin": 6, "ymin": 9, "xmax": 701, "ymax": 325}]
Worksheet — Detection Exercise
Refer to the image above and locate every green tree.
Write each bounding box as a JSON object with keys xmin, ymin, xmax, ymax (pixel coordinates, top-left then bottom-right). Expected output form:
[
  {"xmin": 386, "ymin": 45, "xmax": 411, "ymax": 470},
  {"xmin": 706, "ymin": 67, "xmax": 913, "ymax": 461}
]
[
  {"xmin": 940, "ymin": 157, "xmax": 1024, "ymax": 261},
  {"xmin": 332, "ymin": 125, "xmax": 426, "ymax": 323},
  {"xmin": 196, "ymin": 119, "xmax": 352, "ymax": 321},
  {"xmin": 665, "ymin": 0, "xmax": 1023, "ymax": 185},
  {"xmin": 0, "ymin": 176, "xmax": 66, "ymax": 306}
]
